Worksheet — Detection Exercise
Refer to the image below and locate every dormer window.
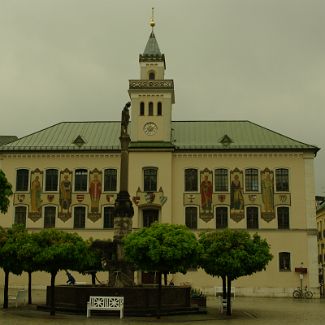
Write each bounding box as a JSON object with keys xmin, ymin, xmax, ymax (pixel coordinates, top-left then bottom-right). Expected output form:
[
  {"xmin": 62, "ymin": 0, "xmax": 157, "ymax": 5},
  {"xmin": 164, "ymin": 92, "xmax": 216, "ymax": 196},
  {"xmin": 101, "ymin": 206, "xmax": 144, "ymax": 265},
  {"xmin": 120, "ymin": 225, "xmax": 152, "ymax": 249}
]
[{"xmin": 149, "ymin": 71, "xmax": 155, "ymax": 80}]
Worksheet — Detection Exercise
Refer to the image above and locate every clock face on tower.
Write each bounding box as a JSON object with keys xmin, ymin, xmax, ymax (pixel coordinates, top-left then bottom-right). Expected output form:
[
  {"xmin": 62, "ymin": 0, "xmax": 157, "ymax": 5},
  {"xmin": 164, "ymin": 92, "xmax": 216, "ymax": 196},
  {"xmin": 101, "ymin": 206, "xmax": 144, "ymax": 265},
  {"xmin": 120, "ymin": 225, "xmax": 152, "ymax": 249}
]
[{"xmin": 143, "ymin": 122, "xmax": 158, "ymax": 136}]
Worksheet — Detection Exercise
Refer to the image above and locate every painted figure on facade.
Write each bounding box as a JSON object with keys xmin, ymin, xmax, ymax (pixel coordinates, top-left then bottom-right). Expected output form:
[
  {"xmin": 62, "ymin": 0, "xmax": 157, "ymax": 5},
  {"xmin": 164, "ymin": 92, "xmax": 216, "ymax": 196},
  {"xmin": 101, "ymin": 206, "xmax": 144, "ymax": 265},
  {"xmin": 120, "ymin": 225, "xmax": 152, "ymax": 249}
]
[
  {"xmin": 230, "ymin": 174, "xmax": 244, "ymax": 210},
  {"xmin": 30, "ymin": 175, "xmax": 42, "ymax": 213},
  {"xmin": 89, "ymin": 173, "xmax": 102, "ymax": 213},
  {"xmin": 261, "ymin": 169, "xmax": 274, "ymax": 212},
  {"xmin": 60, "ymin": 174, "xmax": 72, "ymax": 210},
  {"xmin": 261, "ymin": 168, "xmax": 275, "ymax": 222},
  {"xmin": 200, "ymin": 175, "xmax": 213, "ymax": 214}
]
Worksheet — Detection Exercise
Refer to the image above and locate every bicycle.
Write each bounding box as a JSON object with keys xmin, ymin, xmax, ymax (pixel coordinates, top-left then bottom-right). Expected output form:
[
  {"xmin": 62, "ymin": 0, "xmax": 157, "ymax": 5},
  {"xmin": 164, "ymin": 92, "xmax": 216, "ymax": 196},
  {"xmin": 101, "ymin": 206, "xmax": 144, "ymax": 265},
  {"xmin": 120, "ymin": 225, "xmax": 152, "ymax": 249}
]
[{"xmin": 292, "ymin": 286, "xmax": 313, "ymax": 299}]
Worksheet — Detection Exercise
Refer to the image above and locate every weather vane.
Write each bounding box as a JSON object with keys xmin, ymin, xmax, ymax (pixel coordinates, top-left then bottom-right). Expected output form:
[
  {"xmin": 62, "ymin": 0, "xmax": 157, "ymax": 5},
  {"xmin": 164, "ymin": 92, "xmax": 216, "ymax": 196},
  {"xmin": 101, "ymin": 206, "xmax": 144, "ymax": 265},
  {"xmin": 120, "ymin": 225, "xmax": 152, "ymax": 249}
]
[{"xmin": 150, "ymin": 7, "xmax": 155, "ymax": 30}]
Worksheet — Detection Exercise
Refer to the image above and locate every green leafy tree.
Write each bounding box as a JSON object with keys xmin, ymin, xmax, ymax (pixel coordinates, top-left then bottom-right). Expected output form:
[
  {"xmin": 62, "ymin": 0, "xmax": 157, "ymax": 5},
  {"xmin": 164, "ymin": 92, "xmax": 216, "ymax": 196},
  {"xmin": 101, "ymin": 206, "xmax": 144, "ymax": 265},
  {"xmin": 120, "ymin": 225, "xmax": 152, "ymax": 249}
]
[
  {"xmin": 199, "ymin": 229, "xmax": 273, "ymax": 316},
  {"xmin": 0, "ymin": 225, "xmax": 26, "ymax": 308},
  {"xmin": 18, "ymin": 231, "xmax": 42, "ymax": 304},
  {"xmin": 123, "ymin": 223, "xmax": 201, "ymax": 318},
  {"xmin": 33, "ymin": 229, "xmax": 92, "ymax": 315},
  {"xmin": 0, "ymin": 169, "xmax": 13, "ymax": 214}
]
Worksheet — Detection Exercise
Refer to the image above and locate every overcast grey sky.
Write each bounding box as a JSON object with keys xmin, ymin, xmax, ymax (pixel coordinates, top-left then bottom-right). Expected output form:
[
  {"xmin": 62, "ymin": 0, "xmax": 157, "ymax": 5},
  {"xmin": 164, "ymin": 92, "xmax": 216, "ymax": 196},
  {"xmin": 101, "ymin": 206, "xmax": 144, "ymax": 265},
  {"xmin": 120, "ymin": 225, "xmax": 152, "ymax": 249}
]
[{"xmin": 0, "ymin": 0, "xmax": 324, "ymax": 194}]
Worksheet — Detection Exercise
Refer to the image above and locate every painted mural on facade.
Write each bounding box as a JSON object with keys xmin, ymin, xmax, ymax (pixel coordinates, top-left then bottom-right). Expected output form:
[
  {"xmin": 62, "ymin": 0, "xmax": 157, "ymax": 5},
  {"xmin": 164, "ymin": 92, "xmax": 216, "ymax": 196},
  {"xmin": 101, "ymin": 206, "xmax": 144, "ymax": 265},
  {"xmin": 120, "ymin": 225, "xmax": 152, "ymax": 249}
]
[{"xmin": 200, "ymin": 168, "xmax": 213, "ymax": 222}]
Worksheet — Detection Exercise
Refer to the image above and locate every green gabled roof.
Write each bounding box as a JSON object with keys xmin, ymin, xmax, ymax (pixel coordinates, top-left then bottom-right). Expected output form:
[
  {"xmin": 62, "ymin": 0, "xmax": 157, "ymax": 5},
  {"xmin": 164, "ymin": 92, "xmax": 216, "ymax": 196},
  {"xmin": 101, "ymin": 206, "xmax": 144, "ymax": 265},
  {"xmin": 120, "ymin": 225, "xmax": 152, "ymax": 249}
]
[
  {"xmin": 172, "ymin": 121, "xmax": 319, "ymax": 152},
  {"xmin": 0, "ymin": 136, "xmax": 18, "ymax": 146},
  {"xmin": 0, "ymin": 122, "xmax": 121, "ymax": 151},
  {"xmin": 0, "ymin": 120, "xmax": 319, "ymax": 154}
]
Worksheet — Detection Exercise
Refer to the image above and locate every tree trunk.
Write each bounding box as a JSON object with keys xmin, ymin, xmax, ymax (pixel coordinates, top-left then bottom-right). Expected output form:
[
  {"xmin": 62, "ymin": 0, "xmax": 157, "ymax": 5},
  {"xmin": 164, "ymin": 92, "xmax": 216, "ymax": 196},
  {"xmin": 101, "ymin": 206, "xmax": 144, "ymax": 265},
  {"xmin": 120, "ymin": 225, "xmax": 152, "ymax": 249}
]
[
  {"xmin": 164, "ymin": 273, "xmax": 167, "ymax": 286},
  {"xmin": 222, "ymin": 275, "xmax": 226, "ymax": 300},
  {"xmin": 50, "ymin": 271, "xmax": 57, "ymax": 316},
  {"xmin": 28, "ymin": 271, "xmax": 32, "ymax": 304},
  {"xmin": 3, "ymin": 270, "xmax": 9, "ymax": 309},
  {"xmin": 91, "ymin": 272, "xmax": 96, "ymax": 285},
  {"xmin": 226, "ymin": 276, "xmax": 232, "ymax": 316},
  {"xmin": 157, "ymin": 271, "xmax": 162, "ymax": 319}
]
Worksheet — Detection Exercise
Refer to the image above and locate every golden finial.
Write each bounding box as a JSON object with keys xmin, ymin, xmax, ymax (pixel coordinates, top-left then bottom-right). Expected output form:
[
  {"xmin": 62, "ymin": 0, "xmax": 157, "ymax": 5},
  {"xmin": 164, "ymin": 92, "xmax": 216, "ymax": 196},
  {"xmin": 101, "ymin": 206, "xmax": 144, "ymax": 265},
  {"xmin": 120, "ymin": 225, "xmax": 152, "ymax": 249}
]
[{"xmin": 149, "ymin": 7, "xmax": 155, "ymax": 30}]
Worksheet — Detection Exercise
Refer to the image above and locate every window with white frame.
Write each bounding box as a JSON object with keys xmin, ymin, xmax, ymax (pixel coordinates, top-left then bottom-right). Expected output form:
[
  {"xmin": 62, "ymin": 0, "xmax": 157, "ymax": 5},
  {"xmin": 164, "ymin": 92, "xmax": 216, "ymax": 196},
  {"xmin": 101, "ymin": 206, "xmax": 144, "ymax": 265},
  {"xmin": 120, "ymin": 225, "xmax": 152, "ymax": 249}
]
[
  {"xmin": 74, "ymin": 206, "xmax": 86, "ymax": 229},
  {"xmin": 279, "ymin": 252, "xmax": 291, "ymax": 271},
  {"xmin": 275, "ymin": 168, "xmax": 289, "ymax": 192},
  {"xmin": 245, "ymin": 168, "xmax": 259, "ymax": 192},
  {"xmin": 185, "ymin": 168, "xmax": 198, "ymax": 192},
  {"xmin": 143, "ymin": 168, "xmax": 157, "ymax": 192},
  {"xmin": 45, "ymin": 169, "xmax": 59, "ymax": 192},
  {"xmin": 103, "ymin": 206, "xmax": 114, "ymax": 229},
  {"xmin": 216, "ymin": 206, "xmax": 228, "ymax": 228},
  {"xmin": 75, "ymin": 169, "xmax": 88, "ymax": 192},
  {"xmin": 44, "ymin": 206, "xmax": 56, "ymax": 228},
  {"xmin": 277, "ymin": 206, "xmax": 289, "ymax": 229},
  {"xmin": 215, "ymin": 169, "xmax": 228, "ymax": 192},
  {"xmin": 104, "ymin": 169, "xmax": 117, "ymax": 192},
  {"xmin": 14, "ymin": 206, "xmax": 27, "ymax": 227},
  {"xmin": 16, "ymin": 169, "xmax": 29, "ymax": 191},
  {"xmin": 246, "ymin": 206, "xmax": 259, "ymax": 229},
  {"xmin": 185, "ymin": 206, "xmax": 198, "ymax": 229}
]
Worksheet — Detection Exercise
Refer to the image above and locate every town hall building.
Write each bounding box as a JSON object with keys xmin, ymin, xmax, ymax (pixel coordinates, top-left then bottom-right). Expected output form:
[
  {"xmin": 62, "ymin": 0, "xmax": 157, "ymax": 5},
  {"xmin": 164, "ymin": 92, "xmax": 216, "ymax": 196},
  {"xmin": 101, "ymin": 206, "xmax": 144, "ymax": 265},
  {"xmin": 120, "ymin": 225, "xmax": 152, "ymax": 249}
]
[{"xmin": 0, "ymin": 21, "xmax": 320, "ymax": 297}]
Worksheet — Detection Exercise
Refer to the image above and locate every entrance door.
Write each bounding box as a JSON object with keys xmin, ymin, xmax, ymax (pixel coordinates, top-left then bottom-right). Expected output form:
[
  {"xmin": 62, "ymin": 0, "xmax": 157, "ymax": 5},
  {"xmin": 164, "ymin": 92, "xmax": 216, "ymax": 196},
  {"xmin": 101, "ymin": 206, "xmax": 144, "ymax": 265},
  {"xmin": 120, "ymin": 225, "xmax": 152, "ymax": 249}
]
[{"xmin": 143, "ymin": 209, "xmax": 159, "ymax": 227}]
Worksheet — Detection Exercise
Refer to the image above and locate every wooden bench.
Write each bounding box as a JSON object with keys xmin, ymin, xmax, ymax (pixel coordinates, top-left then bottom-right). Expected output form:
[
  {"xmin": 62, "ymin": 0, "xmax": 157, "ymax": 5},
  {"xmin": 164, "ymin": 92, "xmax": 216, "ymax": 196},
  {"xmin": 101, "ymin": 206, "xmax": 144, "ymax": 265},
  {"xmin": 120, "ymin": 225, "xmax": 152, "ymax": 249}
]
[
  {"xmin": 8, "ymin": 289, "xmax": 26, "ymax": 307},
  {"xmin": 87, "ymin": 296, "xmax": 124, "ymax": 319}
]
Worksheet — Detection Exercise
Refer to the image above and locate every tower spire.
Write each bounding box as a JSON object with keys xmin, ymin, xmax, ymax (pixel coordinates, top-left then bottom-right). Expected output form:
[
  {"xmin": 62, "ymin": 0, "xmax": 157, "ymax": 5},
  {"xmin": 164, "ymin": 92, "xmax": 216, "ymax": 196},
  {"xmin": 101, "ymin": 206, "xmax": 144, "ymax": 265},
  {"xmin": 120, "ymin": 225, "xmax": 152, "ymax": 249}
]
[{"xmin": 150, "ymin": 7, "xmax": 155, "ymax": 31}]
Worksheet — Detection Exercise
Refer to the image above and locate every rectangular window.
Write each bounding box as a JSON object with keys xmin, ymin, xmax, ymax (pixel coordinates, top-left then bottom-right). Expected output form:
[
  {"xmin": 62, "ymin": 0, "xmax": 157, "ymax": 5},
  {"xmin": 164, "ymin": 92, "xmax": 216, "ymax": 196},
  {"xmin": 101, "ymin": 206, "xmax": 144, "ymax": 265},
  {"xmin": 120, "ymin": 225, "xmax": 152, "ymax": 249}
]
[
  {"xmin": 279, "ymin": 252, "xmax": 291, "ymax": 271},
  {"xmin": 44, "ymin": 206, "xmax": 56, "ymax": 228},
  {"xmin": 103, "ymin": 206, "xmax": 114, "ymax": 229},
  {"xmin": 276, "ymin": 169, "xmax": 289, "ymax": 192},
  {"xmin": 215, "ymin": 169, "xmax": 228, "ymax": 192},
  {"xmin": 104, "ymin": 169, "xmax": 117, "ymax": 192},
  {"xmin": 277, "ymin": 206, "xmax": 289, "ymax": 229},
  {"xmin": 144, "ymin": 168, "xmax": 157, "ymax": 192},
  {"xmin": 185, "ymin": 207, "xmax": 198, "ymax": 229},
  {"xmin": 16, "ymin": 169, "xmax": 29, "ymax": 191},
  {"xmin": 246, "ymin": 206, "xmax": 259, "ymax": 229},
  {"xmin": 75, "ymin": 169, "xmax": 88, "ymax": 192},
  {"xmin": 185, "ymin": 169, "xmax": 198, "ymax": 192},
  {"xmin": 74, "ymin": 206, "xmax": 86, "ymax": 229},
  {"xmin": 14, "ymin": 206, "xmax": 27, "ymax": 227},
  {"xmin": 216, "ymin": 207, "xmax": 228, "ymax": 228},
  {"xmin": 245, "ymin": 169, "xmax": 259, "ymax": 192},
  {"xmin": 45, "ymin": 169, "xmax": 59, "ymax": 192},
  {"xmin": 143, "ymin": 209, "xmax": 158, "ymax": 227}
]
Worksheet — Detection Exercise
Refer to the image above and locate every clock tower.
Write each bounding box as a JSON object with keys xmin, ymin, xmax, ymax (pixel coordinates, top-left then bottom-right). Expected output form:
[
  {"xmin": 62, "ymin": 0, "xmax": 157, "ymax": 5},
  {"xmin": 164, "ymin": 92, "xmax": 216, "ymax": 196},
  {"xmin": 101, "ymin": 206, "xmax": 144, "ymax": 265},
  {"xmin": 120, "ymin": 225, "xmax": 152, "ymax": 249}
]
[{"xmin": 128, "ymin": 14, "xmax": 175, "ymax": 145}]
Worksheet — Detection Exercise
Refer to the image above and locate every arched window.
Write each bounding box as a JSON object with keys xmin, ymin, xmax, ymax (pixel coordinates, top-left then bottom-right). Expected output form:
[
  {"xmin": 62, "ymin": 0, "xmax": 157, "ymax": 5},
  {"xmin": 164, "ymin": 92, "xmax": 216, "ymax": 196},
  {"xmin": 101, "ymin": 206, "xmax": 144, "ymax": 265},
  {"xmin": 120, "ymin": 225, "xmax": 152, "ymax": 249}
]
[
  {"xmin": 157, "ymin": 102, "xmax": 162, "ymax": 116},
  {"xmin": 149, "ymin": 71, "xmax": 155, "ymax": 80},
  {"xmin": 148, "ymin": 102, "xmax": 154, "ymax": 116},
  {"xmin": 140, "ymin": 102, "xmax": 145, "ymax": 116}
]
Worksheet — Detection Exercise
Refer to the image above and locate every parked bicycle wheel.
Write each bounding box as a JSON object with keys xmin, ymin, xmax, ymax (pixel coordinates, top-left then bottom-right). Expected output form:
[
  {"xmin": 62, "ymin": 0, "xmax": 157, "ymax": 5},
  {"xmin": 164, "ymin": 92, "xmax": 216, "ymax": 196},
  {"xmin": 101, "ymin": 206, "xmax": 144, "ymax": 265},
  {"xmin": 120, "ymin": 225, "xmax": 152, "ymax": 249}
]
[
  {"xmin": 293, "ymin": 289, "xmax": 302, "ymax": 298},
  {"xmin": 305, "ymin": 290, "xmax": 313, "ymax": 299}
]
